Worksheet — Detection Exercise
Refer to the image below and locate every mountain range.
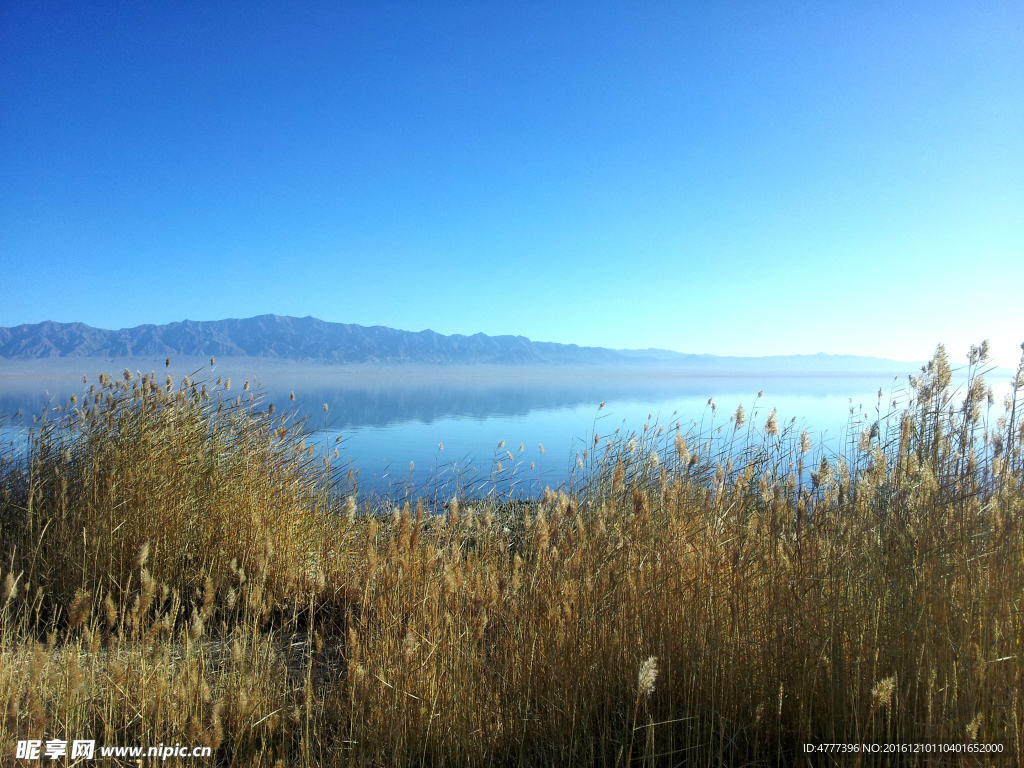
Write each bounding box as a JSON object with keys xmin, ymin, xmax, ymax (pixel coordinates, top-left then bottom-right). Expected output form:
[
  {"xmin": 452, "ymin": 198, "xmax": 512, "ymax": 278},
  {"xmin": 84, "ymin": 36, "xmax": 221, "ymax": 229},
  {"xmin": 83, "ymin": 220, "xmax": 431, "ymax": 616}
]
[{"xmin": 0, "ymin": 315, "xmax": 915, "ymax": 372}]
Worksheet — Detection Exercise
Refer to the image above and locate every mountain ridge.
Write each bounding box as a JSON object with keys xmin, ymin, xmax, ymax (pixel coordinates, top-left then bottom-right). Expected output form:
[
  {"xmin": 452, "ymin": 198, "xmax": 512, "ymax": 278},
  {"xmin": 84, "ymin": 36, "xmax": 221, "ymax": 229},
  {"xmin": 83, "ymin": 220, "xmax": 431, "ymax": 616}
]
[{"xmin": 0, "ymin": 315, "xmax": 916, "ymax": 371}]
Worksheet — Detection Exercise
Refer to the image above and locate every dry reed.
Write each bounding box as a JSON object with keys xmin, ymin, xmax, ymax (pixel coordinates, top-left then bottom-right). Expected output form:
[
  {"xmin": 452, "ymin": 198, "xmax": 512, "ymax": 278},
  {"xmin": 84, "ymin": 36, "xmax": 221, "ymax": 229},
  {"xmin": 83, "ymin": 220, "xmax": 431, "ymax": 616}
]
[{"xmin": 1, "ymin": 342, "xmax": 1023, "ymax": 766}]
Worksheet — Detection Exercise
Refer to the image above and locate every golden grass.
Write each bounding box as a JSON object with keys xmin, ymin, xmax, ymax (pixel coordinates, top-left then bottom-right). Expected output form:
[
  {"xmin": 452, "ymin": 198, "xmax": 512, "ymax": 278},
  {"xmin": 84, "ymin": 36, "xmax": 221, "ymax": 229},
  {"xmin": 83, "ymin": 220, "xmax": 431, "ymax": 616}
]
[{"xmin": 1, "ymin": 343, "xmax": 1023, "ymax": 766}]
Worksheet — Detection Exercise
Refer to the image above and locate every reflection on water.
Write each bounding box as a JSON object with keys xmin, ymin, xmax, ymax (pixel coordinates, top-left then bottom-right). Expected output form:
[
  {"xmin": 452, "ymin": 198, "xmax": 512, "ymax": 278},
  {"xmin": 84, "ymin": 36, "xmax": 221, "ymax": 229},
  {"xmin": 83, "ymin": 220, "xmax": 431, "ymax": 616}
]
[
  {"xmin": 1, "ymin": 360, "xmax": 949, "ymax": 493},
  {"xmin": 310, "ymin": 379, "xmax": 910, "ymax": 496}
]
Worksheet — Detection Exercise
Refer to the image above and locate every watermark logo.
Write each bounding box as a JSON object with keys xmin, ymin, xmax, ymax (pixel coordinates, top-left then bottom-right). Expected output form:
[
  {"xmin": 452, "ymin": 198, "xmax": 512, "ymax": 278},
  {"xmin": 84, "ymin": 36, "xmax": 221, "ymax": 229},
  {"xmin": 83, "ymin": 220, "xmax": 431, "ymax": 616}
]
[
  {"xmin": 17, "ymin": 740, "xmax": 93, "ymax": 760},
  {"xmin": 16, "ymin": 739, "xmax": 209, "ymax": 760}
]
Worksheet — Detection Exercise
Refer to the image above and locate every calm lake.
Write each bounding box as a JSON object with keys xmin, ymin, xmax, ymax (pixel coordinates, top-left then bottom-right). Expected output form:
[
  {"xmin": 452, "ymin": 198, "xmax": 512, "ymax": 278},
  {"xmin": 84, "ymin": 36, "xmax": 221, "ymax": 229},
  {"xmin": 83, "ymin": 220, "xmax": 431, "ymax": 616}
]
[{"xmin": 2, "ymin": 358, "xmax": 974, "ymax": 496}]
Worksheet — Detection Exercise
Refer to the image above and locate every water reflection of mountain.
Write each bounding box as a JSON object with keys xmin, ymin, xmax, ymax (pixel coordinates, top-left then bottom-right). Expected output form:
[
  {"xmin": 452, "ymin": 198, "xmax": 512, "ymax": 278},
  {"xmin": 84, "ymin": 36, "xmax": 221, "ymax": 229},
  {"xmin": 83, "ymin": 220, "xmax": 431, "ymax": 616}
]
[
  {"xmin": 263, "ymin": 378, "xmax": 677, "ymax": 428},
  {"xmin": 267, "ymin": 377, "xmax": 914, "ymax": 429}
]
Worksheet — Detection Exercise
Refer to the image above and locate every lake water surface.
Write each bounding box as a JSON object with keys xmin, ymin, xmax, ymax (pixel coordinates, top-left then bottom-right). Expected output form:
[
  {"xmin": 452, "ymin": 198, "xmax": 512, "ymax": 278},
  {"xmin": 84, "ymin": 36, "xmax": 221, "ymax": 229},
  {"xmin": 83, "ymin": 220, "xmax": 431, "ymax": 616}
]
[{"xmin": 1, "ymin": 359, "xmax": 955, "ymax": 495}]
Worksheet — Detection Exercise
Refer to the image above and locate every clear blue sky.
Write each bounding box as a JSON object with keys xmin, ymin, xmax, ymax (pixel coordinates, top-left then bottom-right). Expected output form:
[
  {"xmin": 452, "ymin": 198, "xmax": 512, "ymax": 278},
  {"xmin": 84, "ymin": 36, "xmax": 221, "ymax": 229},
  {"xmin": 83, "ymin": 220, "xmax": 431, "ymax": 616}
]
[{"xmin": 1, "ymin": 1, "xmax": 1021, "ymax": 363}]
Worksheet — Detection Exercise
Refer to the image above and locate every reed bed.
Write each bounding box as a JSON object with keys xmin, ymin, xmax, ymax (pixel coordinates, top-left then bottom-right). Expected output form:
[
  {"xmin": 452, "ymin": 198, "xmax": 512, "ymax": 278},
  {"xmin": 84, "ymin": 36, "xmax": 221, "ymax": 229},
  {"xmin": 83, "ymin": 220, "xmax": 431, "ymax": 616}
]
[{"xmin": 1, "ymin": 343, "xmax": 1023, "ymax": 766}]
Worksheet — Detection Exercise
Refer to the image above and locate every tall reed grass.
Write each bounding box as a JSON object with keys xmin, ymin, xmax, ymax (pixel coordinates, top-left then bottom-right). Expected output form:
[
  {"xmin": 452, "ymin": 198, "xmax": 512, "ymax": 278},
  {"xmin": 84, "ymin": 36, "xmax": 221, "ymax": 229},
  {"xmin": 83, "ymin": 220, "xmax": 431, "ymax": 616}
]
[{"xmin": 2, "ymin": 343, "xmax": 1023, "ymax": 766}]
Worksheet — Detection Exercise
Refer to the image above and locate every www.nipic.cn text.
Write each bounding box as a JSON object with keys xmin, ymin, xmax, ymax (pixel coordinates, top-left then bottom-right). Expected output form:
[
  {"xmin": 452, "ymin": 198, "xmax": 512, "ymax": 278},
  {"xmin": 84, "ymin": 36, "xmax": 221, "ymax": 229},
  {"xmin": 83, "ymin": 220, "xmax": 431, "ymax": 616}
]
[{"xmin": 15, "ymin": 739, "xmax": 212, "ymax": 761}]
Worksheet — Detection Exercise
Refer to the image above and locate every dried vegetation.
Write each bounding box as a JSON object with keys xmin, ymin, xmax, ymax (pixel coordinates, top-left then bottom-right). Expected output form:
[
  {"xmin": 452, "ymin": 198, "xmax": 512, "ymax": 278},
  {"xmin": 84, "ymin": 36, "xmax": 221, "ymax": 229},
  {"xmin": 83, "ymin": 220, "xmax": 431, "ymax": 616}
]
[{"xmin": 2, "ymin": 342, "xmax": 1024, "ymax": 765}]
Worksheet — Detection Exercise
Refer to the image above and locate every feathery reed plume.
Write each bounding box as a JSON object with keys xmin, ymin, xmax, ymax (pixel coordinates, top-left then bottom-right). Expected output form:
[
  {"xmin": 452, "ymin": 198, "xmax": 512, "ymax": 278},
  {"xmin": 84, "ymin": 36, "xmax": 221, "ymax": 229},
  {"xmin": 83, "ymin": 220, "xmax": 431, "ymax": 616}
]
[
  {"xmin": 967, "ymin": 712, "xmax": 982, "ymax": 741},
  {"xmin": 859, "ymin": 426, "xmax": 873, "ymax": 452},
  {"xmin": 674, "ymin": 430, "xmax": 689, "ymax": 462},
  {"xmin": 67, "ymin": 590, "xmax": 90, "ymax": 630},
  {"xmin": 450, "ymin": 495, "xmax": 462, "ymax": 528},
  {"xmin": 135, "ymin": 542, "xmax": 150, "ymax": 569},
  {"xmin": 3, "ymin": 573, "xmax": 16, "ymax": 603},
  {"xmin": 345, "ymin": 495, "xmax": 357, "ymax": 524},
  {"xmin": 871, "ymin": 675, "xmax": 897, "ymax": 710},
  {"xmin": 638, "ymin": 656, "xmax": 659, "ymax": 698},
  {"xmin": 612, "ymin": 460, "xmax": 625, "ymax": 491},
  {"xmin": 102, "ymin": 594, "xmax": 117, "ymax": 630},
  {"xmin": 765, "ymin": 409, "xmax": 778, "ymax": 436},
  {"xmin": 799, "ymin": 429, "xmax": 811, "ymax": 454}
]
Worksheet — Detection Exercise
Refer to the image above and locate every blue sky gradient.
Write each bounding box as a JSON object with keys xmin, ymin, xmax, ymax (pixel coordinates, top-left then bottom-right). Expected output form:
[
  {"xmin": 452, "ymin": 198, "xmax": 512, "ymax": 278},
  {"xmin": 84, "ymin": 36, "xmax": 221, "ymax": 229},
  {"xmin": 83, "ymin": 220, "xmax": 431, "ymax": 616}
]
[{"xmin": 1, "ymin": 1, "xmax": 1021, "ymax": 363}]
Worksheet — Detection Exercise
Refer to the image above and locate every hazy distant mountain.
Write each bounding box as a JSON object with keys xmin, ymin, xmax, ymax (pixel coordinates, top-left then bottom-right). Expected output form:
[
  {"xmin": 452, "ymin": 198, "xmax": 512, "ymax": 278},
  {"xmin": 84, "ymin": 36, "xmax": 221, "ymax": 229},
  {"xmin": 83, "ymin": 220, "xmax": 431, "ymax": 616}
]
[
  {"xmin": 0, "ymin": 316, "xmax": 916, "ymax": 372},
  {"xmin": 0, "ymin": 316, "xmax": 625, "ymax": 365}
]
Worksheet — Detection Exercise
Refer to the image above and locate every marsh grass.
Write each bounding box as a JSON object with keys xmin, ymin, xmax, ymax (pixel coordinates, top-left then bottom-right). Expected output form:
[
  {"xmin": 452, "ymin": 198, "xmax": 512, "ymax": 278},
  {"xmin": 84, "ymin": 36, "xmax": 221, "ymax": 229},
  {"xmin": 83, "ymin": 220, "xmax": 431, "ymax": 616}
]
[{"xmin": 2, "ymin": 342, "xmax": 1024, "ymax": 766}]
